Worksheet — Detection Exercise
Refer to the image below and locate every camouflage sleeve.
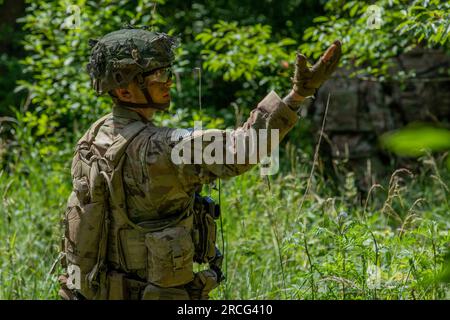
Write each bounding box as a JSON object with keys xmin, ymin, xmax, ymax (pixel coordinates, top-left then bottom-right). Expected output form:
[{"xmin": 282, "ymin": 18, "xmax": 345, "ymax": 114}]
[{"xmin": 166, "ymin": 90, "xmax": 299, "ymax": 186}]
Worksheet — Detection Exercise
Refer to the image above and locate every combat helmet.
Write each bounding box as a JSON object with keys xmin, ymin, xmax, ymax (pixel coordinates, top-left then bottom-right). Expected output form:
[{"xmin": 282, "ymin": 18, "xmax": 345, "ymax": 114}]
[{"xmin": 87, "ymin": 27, "xmax": 177, "ymax": 110}]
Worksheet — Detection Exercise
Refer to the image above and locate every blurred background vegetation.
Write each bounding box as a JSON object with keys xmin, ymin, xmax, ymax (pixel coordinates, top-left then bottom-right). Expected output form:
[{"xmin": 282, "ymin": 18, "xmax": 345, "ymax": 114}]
[{"xmin": 0, "ymin": 0, "xmax": 449, "ymax": 299}]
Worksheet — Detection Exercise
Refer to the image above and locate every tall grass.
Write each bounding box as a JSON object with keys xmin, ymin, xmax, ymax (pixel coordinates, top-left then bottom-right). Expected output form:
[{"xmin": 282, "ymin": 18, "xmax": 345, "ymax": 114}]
[
  {"xmin": 0, "ymin": 117, "xmax": 72, "ymax": 299},
  {"xmin": 211, "ymin": 148, "xmax": 450, "ymax": 300}
]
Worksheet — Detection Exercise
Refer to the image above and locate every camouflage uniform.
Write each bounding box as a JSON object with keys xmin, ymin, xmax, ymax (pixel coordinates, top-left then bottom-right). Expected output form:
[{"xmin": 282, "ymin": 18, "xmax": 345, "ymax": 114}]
[{"xmin": 115, "ymin": 94, "xmax": 296, "ymax": 219}]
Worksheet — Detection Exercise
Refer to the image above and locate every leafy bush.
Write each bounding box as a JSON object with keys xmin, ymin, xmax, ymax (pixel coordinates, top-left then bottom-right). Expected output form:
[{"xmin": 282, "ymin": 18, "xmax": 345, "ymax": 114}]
[
  {"xmin": 197, "ymin": 21, "xmax": 296, "ymax": 82},
  {"xmin": 300, "ymin": 0, "xmax": 450, "ymax": 81}
]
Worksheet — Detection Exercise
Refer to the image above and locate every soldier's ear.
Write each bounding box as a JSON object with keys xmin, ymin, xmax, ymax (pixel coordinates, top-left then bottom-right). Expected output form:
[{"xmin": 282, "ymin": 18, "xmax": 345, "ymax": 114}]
[{"xmin": 114, "ymin": 87, "xmax": 133, "ymax": 101}]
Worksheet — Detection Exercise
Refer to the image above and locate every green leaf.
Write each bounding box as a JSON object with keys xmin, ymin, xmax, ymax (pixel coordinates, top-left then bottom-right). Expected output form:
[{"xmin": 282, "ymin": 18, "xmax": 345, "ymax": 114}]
[
  {"xmin": 349, "ymin": 4, "xmax": 359, "ymax": 18},
  {"xmin": 380, "ymin": 124, "xmax": 450, "ymax": 157},
  {"xmin": 313, "ymin": 16, "xmax": 329, "ymax": 23}
]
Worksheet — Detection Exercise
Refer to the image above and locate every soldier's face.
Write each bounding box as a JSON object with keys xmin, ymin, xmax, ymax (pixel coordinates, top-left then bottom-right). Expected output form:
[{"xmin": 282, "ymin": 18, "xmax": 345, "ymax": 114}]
[
  {"xmin": 144, "ymin": 77, "xmax": 173, "ymax": 104},
  {"xmin": 114, "ymin": 76, "xmax": 172, "ymax": 105}
]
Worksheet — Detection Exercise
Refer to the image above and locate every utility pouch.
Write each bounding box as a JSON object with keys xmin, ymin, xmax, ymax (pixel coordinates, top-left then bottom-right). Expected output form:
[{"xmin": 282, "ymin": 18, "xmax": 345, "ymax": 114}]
[
  {"xmin": 192, "ymin": 194, "xmax": 220, "ymax": 264},
  {"xmin": 65, "ymin": 198, "xmax": 106, "ymax": 261},
  {"xmin": 145, "ymin": 226, "xmax": 194, "ymax": 287},
  {"xmin": 64, "ymin": 186, "xmax": 108, "ymax": 299}
]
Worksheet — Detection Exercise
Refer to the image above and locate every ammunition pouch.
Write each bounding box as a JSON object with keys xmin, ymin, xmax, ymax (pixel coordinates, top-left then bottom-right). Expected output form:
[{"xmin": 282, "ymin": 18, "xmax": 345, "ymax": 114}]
[
  {"xmin": 114, "ymin": 213, "xmax": 195, "ymax": 287},
  {"xmin": 145, "ymin": 225, "xmax": 195, "ymax": 287}
]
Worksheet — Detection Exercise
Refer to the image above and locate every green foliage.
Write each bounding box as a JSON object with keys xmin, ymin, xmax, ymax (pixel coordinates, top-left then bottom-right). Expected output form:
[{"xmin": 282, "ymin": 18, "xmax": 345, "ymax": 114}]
[
  {"xmin": 0, "ymin": 13, "xmax": 27, "ymax": 116},
  {"xmin": 0, "ymin": 113, "xmax": 72, "ymax": 299},
  {"xmin": 159, "ymin": 0, "xmax": 324, "ymax": 42},
  {"xmin": 380, "ymin": 124, "xmax": 450, "ymax": 157},
  {"xmin": 0, "ymin": 50, "xmax": 24, "ymax": 115},
  {"xmin": 396, "ymin": 1, "xmax": 450, "ymax": 46},
  {"xmin": 300, "ymin": 0, "xmax": 450, "ymax": 81},
  {"xmin": 437, "ymin": 251, "xmax": 450, "ymax": 284},
  {"xmin": 197, "ymin": 21, "xmax": 296, "ymax": 82}
]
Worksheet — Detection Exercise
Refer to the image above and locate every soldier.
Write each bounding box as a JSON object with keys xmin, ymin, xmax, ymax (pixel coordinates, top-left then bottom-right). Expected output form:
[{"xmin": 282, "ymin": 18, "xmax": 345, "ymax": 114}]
[{"xmin": 58, "ymin": 27, "xmax": 341, "ymax": 300}]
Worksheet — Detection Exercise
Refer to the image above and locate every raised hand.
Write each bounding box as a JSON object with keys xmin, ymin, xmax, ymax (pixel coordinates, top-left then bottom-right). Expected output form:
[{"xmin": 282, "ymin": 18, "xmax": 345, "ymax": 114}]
[{"xmin": 292, "ymin": 40, "xmax": 342, "ymax": 97}]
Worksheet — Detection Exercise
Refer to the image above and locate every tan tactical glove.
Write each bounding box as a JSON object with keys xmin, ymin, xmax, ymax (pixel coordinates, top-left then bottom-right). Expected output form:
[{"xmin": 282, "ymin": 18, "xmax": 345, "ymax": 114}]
[
  {"xmin": 293, "ymin": 40, "xmax": 342, "ymax": 96},
  {"xmin": 186, "ymin": 269, "xmax": 219, "ymax": 300},
  {"xmin": 284, "ymin": 40, "xmax": 342, "ymax": 109}
]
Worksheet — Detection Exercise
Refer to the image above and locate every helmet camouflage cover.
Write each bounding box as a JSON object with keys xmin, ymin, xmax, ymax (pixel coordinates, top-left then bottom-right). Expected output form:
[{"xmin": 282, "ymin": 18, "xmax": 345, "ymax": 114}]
[{"xmin": 87, "ymin": 28, "xmax": 177, "ymax": 97}]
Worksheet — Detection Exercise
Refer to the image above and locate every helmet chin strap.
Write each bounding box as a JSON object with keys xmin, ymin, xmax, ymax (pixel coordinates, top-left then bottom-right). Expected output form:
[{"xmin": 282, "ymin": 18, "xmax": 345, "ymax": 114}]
[{"xmin": 115, "ymin": 73, "xmax": 170, "ymax": 111}]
